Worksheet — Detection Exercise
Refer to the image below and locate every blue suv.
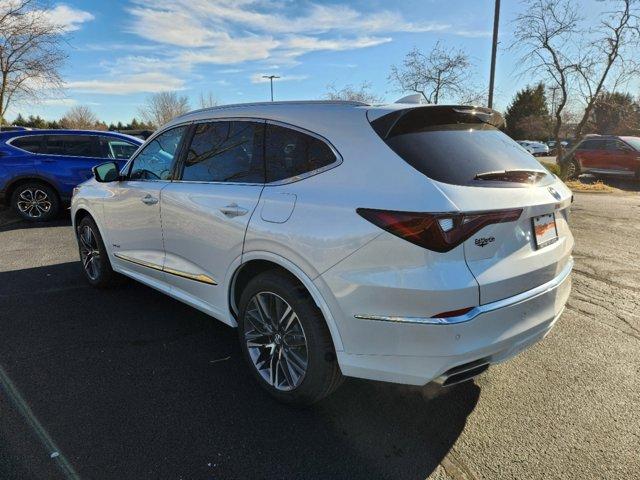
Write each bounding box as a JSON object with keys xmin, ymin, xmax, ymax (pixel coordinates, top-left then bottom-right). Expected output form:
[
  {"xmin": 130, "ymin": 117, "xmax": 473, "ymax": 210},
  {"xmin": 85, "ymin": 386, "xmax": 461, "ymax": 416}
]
[{"xmin": 0, "ymin": 130, "xmax": 142, "ymax": 221}]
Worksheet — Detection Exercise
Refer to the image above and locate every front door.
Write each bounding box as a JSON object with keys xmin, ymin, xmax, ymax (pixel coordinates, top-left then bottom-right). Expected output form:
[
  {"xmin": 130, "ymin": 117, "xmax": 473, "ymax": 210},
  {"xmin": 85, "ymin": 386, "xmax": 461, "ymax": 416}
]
[
  {"xmin": 102, "ymin": 125, "xmax": 188, "ymax": 285},
  {"xmin": 160, "ymin": 120, "xmax": 265, "ymax": 319}
]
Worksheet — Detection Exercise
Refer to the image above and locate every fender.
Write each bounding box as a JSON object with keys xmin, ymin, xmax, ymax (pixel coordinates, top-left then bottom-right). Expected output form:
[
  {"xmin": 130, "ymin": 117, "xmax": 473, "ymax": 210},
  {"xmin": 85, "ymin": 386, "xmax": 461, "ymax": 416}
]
[
  {"xmin": 4, "ymin": 173, "xmax": 64, "ymax": 200},
  {"xmin": 227, "ymin": 251, "xmax": 345, "ymax": 352}
]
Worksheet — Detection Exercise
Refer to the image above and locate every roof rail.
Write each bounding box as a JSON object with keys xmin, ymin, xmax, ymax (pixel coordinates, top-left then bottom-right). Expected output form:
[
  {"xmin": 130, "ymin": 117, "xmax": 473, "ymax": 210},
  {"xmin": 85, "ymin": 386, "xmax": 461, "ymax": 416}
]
[{"xmin": 174, "ymin": 99, "xmax": 370, "ymax": 121}]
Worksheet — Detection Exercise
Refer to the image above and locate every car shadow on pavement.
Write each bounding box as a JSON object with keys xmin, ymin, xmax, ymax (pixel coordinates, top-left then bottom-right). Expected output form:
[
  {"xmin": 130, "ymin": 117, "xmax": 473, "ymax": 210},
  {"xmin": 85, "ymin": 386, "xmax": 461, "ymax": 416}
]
[
  {"xmin": 0, "ymin": 208, "xmax": 72, "ymax": 233},
  {"xmin": 0, "ymin": 261, "xmax": 479, "ymax": 480}
]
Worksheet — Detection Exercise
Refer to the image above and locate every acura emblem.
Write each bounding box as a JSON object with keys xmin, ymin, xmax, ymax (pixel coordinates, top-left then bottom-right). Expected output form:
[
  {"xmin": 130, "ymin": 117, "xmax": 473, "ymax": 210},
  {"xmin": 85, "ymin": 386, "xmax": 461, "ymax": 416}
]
[{"xmin": 548, "ymin": 187, "xmax": 561, "ymax": 201}]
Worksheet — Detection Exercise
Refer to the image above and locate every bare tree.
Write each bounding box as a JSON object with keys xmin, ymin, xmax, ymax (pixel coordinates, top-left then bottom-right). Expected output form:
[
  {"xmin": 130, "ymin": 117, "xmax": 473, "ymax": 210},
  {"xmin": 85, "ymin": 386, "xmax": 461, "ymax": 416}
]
[
  {"xmin": 513, "ymin": 0, "xmax": 580, "ymax": 165},
  {"xmin": 0, "ymin": 0, "xmax": 66, "ymax": 124},
  {"xmin": 60, "ymin": 105, "xmax": 101, "ymax": 129},
  {"xmin": 573, "ymin": 0, "xmax": 640, "ymax": 138},
  {"xmin": 389, "ymin": 43, "xmax": 472, "ymax": 104},
  {"xmin": 138, "ymin": 91, "xmax": 190, "ymax": 128},
  {"xmin": 198, "ymin": 91, "xmax": 218, "ymax": 109},
  {"xmin": 324, "ymin": 81, "xmax": 384, "ymax": 103}
]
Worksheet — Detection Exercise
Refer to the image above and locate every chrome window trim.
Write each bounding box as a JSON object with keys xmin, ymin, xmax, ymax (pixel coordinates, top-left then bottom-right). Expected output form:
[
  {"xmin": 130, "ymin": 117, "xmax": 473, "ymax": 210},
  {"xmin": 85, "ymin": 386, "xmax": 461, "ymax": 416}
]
[
  {"xmin": 354, "ymin": 257, "xmax": 573, "ymax": 325},
  {"xmin": 6, "ymin": 134, "xmax": 139, "ymax": 159}
]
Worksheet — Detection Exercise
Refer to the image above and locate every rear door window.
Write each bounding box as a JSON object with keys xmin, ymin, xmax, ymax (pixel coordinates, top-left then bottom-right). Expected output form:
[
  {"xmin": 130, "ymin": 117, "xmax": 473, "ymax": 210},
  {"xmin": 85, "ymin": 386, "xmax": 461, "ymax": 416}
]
[
  {"xmin": 577, "ymin": 139, "xmax": 605, "ymax": 150},
  {"xmin": 370, "ymin": 106, "xmax": 551, "ymax": 187},
  {"xmin": 11, "ymin": 135, "xmax": 45, "ymax": 153},
  {"xmin": 44, "ymin": 135, "xmax": 100, "ymax": 157},
  {"xmin": 264, "ymin": 124, "xmax": 337, "ymax": 182},
  {"xmin": 181, "ymin": 121, "xmax": 264, "ymax": 183}
]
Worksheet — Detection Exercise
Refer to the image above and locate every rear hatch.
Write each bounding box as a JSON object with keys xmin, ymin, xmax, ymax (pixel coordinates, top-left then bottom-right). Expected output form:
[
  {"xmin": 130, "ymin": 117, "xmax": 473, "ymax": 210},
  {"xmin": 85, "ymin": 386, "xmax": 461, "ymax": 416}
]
[{"xmin": 369, "ymin": 105, "xmax": 573, "ymax": 304}]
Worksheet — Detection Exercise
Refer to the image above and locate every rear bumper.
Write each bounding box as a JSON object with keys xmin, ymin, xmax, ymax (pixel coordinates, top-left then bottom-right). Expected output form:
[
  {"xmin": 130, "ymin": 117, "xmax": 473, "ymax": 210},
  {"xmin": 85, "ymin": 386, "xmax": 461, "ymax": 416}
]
[{"xmin": 334, "ymin": 258, "xmax": 572, "ymax": 385}]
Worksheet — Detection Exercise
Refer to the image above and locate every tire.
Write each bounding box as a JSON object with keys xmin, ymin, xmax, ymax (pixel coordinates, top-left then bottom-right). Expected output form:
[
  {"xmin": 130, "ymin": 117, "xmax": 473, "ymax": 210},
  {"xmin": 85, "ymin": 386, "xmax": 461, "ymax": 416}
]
[
  {"xmin": 76, "ymin": 216, "xmax": 120, "ymax": 288},
  {"xmin": 237, "ymin": 271, "xmax": 343, "ymax": 405},
  {"xmin": 566, "ymin": 159, "xmax": 580, "ymax": 180},
  {"xmin": 10, "ymin": 182, "xmax": 59, "ymax": 221}
]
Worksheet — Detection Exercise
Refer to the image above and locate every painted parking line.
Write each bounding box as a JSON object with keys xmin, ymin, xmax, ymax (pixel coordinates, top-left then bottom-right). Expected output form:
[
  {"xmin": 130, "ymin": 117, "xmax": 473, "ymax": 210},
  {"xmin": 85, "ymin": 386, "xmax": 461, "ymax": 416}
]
[{"xmin": 0, "ymin": 363, "xmax": 80, "ymax": 480}]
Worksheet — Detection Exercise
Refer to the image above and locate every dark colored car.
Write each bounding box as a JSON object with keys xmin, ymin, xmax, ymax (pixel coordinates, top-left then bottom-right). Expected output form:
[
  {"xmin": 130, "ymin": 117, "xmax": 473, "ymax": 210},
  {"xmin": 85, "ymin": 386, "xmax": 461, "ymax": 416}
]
[
  {"xmin": 570, "ymin": 135, "xmax": 640, "ymax": 179},
  {"xmin": 0, "ymin": 130, "xmax": 142, "ymax": 221}
]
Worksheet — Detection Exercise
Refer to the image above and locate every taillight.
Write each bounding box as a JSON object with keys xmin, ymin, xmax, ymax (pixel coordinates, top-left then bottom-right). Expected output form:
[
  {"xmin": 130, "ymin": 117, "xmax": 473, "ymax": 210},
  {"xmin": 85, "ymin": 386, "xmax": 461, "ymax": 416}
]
[{"xmin": 356, "ymin": 208, "xmax": 523, "ymax": 253}]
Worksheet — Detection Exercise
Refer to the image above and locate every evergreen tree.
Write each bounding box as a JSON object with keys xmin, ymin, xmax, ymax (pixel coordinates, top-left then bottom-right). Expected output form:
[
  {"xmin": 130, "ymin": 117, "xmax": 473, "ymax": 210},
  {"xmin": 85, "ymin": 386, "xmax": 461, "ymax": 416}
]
[
  {"xmin": 504, "ymin": 83, "xmax": 552, "ymax": 140},
  {"xmin": 13, "ymin": 113, "xmax": 26, "ymax": 125}
]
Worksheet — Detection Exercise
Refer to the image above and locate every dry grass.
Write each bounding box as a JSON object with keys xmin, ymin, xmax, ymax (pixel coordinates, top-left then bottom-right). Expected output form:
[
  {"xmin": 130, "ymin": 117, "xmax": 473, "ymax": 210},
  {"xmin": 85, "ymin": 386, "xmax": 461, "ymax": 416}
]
[{"xmin": 564, "ymin": 180, "xmax": 616, "ymax": 193}]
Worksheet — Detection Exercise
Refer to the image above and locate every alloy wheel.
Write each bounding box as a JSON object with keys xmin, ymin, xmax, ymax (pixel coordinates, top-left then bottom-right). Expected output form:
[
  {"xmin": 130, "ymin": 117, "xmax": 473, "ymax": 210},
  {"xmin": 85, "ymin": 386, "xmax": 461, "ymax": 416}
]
[
  {"xmin": 78, "ymin": 225, "xmax": 101, "ymax": 281},
  {"xmin": 243, "ymin": 292, "xmax": 309, "ymax": 391},
  {"xmin": 16, "ymin": 188, "xmax": 51, "ymax": 218}
]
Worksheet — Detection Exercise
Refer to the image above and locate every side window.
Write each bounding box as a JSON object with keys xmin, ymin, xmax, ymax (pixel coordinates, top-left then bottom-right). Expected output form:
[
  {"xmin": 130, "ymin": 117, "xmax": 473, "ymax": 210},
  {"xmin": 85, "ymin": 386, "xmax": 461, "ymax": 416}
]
[
  {"xmin": 44, "ymin": 135, "xmax": 99, "ymax": 157},
  {"xmin": 100, "ymin": 137, "xmax": 139, "ymax": 159},
  {"xmin": 11, "ymin": 136, "xmax": 45, "ymax": 153},
  {"xmin": 181, "ymin": 121, "xmax": 264, "ymax": 183},
  {"xmin": 129, "ymin": 126, "xmax": 186, "ymax": 181},
  {"xmin": 264, "ymin": 124, "xmax": 336, "ymax": 182},
  {"xmin": 578, "ymin": 139, "xmax": 603, "ymax": 150}
]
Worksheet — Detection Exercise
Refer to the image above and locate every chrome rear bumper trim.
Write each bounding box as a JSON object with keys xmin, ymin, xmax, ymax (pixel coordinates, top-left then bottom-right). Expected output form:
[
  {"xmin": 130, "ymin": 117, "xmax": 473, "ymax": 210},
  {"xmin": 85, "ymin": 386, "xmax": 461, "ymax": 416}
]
[{"xmin": 354, "ymin": 257, "xmax": 573, "ymax": 325}]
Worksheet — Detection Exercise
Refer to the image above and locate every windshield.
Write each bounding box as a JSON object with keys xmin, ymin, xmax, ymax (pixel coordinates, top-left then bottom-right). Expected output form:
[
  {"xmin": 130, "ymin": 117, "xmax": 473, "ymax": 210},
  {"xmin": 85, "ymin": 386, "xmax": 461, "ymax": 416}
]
[{"xmin": 370, "ymin": 106, "xmax": 552, "ymax": 188}]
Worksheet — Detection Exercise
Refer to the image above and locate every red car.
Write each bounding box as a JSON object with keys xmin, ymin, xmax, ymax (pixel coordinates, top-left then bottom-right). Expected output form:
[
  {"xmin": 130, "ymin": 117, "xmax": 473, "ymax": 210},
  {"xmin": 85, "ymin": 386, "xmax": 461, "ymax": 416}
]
[{"xmin": 570, "ymin": 135, "xmax": 640, "ymax": 179}]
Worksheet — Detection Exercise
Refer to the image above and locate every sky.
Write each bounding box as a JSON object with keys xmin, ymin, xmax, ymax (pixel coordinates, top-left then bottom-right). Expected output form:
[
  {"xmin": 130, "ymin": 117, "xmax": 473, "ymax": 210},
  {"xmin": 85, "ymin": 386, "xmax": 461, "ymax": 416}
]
[{"xmin": 7, "ymin": 0, "xmax": 608, "ymax": 124}]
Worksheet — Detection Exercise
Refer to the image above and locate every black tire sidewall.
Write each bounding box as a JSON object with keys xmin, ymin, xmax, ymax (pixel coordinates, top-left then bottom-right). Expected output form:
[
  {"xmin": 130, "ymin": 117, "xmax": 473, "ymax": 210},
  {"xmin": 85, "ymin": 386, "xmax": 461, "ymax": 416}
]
[
  {"xmin": 77, "ymin": 216, "xmax": 115, "ymax": 287},
  {"xmin": 11, "ymin": 182, "xmax": 60, "ymax": 221},
  {"xmin": 237, "ymin": 271, "xmax": 339, "ymax": 405}
]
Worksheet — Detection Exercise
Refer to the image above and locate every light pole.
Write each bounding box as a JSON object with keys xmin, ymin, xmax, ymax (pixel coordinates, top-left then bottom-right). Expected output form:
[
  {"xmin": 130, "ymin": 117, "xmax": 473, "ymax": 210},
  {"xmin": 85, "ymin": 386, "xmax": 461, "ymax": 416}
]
[
  {"xmin": 262, "ymin": 75, "xmax": 280, "ymax": 102},
  {"xmin": 487, "ymin": 0, "xmax": 501, "ymax": 109}
]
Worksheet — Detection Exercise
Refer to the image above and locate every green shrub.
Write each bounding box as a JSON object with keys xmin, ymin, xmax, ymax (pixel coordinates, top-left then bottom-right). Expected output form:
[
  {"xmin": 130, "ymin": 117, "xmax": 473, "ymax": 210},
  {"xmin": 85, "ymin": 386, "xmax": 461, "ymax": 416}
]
[{"xmin": 541, "ymin": 161, "xmax": 561, "ymax": 176}]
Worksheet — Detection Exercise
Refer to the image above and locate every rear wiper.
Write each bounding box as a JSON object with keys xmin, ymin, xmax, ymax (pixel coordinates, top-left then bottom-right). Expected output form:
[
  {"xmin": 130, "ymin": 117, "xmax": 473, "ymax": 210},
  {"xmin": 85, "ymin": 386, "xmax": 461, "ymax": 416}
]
[{"xmin": 474, "ymin": 169, "xmax": 547, "ymax": 183}]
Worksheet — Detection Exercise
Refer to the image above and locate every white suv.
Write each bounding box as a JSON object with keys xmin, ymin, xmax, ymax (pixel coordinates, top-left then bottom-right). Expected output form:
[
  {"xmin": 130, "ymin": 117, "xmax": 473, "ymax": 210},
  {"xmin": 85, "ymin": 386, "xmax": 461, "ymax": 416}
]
[{"xmin": 71, "ymin": 101, "xmax": 573, "ymax": 405}]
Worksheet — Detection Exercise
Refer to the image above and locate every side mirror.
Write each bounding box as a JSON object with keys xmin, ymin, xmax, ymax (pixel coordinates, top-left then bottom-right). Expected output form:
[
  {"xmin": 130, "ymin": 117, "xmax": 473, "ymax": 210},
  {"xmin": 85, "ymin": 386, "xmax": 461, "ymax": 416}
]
[{"xmin": 93, "ymin": 161, "xmax": 121, "ymax": 183}]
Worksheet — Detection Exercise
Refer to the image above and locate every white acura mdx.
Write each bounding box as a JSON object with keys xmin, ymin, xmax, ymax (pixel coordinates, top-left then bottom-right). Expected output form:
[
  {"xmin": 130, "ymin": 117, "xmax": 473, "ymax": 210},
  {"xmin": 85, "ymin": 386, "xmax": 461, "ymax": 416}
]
[{"xmin": 71, "ymin": 101, "xmax": 573, "ymax": 405}]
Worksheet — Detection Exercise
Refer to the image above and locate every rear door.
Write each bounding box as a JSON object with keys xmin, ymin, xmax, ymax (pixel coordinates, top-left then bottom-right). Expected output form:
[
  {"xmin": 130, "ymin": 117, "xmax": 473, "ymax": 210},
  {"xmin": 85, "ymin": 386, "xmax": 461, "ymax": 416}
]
[
  {"xmin": 370, "ymin": 106, "xmax": 574, "ymax": 305},
  {"xmin": 35, "ymin": 135, "xmax": 102, "ymax": 197},
  {"xmin": 160, "ymin": 120, "xmax": 265, "ymax": 318},
  {"xmin": 576, "ymin": 139, "xmax": 607, "ymax": 171}
]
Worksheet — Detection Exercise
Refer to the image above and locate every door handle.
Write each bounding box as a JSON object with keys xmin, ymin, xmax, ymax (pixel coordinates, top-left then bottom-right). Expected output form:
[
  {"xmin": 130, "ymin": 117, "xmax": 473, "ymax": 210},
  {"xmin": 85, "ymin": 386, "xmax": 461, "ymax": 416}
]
[
  {"xmin": 141, "ymin": 194, "xmax": 158, "ymax": 205},
  {"xmin": 219, "ymin": 203, "xmax": 248, "ymax": 217}
]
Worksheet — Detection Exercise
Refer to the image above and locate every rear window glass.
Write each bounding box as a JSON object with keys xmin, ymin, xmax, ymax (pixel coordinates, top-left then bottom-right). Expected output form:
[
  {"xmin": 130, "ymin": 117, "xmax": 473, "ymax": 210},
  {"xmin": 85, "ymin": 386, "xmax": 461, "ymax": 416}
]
[
  {"xmin": 371, "ymin": 107, "xmax": 552, "ymax": 187},
  {"xmin": 11, "ymin": 136, "xmax": 45, "ymax": 153},
  {"xmin": 44, "ymin": 135, "xmax": 98, "ymax": 157}
]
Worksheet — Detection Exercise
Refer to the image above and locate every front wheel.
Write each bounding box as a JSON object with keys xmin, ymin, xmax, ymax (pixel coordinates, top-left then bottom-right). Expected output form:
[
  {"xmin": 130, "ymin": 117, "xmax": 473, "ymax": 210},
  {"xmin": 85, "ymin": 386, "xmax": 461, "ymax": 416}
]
[
  {"xmin": 237, "ymin": 271, "xmax": 343, "ymax": 405},
  {"xmin": 76, "ymin": 216, "xmax": 120, "ymax": 288}
]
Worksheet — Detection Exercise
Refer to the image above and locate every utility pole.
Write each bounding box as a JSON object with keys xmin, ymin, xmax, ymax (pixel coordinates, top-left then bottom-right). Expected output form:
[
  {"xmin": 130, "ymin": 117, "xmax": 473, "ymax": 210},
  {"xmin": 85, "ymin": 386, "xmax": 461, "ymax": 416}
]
[
  {"xmin": 262, "ymin": 75, "xmax": 280, "ymax": 102},
  {"xmin": 487, "ymin": 0, "xmax": 501, "ymax": 109}
]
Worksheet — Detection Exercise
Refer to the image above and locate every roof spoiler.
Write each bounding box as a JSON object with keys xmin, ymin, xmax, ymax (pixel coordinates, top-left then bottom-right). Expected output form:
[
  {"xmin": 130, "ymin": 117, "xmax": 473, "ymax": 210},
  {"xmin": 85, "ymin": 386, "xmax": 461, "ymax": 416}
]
[{"xmin": 371, "ymin": 105, "xmax": 505, "ymax": 140}]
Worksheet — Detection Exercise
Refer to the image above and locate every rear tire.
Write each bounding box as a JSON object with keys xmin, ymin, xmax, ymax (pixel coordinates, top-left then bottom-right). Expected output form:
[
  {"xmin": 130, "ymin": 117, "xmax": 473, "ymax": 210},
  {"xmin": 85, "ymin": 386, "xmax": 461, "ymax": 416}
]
[
  {"xmin": 76, "ymin": 216, "xmax": 120, "ymax": 288},
  {"xmin": 10, "ymin": 182, "xmax": 59, "ymax": 222},
  {"xmin": 237, "ymin": 271, "xmax": 343, "ymax": 405}
]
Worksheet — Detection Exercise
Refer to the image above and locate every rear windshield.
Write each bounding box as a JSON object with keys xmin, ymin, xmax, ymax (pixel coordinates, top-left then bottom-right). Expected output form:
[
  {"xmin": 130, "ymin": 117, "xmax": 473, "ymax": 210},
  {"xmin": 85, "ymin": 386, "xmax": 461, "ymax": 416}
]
[{"xmin": 370, "ymin": 107, "xmax": 553, "ymax": 187}]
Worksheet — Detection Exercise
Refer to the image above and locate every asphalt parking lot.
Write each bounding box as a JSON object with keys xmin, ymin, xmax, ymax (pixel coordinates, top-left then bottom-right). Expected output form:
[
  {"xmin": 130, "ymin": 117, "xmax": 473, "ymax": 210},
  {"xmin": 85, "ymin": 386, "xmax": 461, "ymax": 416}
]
[{"xmin": 0, "ymin": 191, "xmax": 638, "ymax": 480}]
